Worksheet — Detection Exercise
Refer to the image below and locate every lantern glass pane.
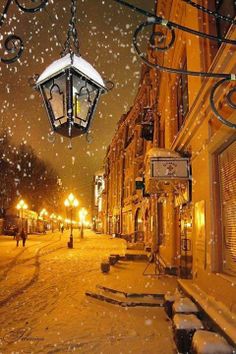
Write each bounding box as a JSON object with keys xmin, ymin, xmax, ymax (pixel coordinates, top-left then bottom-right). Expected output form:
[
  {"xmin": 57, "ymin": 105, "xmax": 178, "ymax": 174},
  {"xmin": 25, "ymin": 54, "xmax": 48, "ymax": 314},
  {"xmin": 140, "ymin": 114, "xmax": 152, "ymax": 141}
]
[
  {"xmin": 73, "ymin": 76, "xmax": 99, "ymax": 127},
  {"xmin": 42, "ymin": 74, "xmax": 67, "ymax": 124}
]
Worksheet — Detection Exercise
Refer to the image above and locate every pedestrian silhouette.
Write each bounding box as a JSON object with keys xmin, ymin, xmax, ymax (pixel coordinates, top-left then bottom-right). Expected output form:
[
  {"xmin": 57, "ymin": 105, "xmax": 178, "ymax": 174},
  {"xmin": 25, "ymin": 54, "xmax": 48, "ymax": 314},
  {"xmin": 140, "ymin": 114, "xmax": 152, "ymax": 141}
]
[
  {"xmin": 60, "ymin": 223, "xmax": 64, "ymax": 234},
  {"xmin": 20, "ymin": 228, "xmax": 27, "ymax": 247},
  {"xmin": 16, "ymin": 232, "xmax": 21, "ymax": 247},
  {"xmin": 13, "ymin": 225, "xmax": 19, "ymax": 240}
]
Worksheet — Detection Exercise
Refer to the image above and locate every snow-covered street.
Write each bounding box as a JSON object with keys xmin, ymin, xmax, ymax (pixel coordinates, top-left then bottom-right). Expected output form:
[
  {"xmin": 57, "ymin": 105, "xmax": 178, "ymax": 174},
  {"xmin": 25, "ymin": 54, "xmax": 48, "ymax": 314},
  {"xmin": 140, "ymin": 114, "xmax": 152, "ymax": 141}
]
[{"xmin": 0, "ymin": 230, "xmax": 177, "ymax": 353}]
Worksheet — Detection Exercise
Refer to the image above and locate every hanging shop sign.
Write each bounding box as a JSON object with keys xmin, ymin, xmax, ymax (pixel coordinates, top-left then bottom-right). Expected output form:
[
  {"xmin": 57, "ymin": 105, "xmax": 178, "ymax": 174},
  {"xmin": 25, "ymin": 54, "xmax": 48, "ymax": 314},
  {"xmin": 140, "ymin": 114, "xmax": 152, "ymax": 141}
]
[{"xmin": 150, "ymin": 157, "xmax": 190, "ymax": 180}]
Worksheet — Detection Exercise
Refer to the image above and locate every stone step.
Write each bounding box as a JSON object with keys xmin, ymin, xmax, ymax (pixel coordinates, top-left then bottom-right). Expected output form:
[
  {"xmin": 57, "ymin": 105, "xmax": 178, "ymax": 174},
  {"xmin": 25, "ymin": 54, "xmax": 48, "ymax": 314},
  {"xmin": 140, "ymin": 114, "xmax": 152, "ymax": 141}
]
[
  {"xmin": 96, "ymin": 284, "xmax": 165, "ymax": 299},
  {"xmin": 85, "ymin": 286, "xmax": 164, "ymax": 307},
  {"xmin": 178, "ymin": 279, "xmax": 236, "ymax": 346},
  {"xmin": 109, "ymin": 253, "xmax": 148, "ymax": 262}
]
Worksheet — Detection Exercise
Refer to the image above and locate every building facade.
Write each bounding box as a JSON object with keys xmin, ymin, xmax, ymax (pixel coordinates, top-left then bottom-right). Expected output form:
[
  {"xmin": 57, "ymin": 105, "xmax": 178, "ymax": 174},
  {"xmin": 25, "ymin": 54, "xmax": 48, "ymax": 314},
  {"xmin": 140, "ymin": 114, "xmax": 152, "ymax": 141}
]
[
  {"xmin": 103, "ymin": 0, "xmax": 236, "ymax": 339},
  {"xmin": 104, "ymin": 63, "xmax": 159, "ymax": 244},
  {"xmin": 151, "ymin": 0, "xmax": 236, "ymax": 313}
]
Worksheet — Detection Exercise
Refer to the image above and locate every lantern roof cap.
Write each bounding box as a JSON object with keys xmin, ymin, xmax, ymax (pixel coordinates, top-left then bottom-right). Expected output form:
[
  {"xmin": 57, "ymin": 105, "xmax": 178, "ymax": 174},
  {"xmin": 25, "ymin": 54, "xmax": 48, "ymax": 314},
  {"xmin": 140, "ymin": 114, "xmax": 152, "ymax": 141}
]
[{"xmin": 36, "ymin": 53, "xmax": 106, "ymax": 89}]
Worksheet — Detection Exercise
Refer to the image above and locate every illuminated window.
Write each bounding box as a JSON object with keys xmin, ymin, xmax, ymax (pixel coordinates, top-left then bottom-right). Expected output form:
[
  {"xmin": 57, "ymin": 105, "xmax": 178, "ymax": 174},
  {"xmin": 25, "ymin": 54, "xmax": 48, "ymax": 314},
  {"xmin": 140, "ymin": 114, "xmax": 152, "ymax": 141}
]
[
  {"xmin": 218, "ymin": 141, "xmax": 236, "ymax": 275},
  {"xmin": 177, "ymin": 59, "xmax": 189, "ymax": 131}
]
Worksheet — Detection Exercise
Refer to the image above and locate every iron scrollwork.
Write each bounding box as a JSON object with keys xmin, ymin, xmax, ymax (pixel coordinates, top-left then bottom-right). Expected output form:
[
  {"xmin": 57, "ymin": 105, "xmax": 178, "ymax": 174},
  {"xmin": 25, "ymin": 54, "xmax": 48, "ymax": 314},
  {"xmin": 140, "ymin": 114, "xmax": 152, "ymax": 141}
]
[
  {"xmin": 181, "ymin": 0, "xmax": 236, "ymax": 26},
  {"xmin": 114, "ymin": 0, "xmax": 236, "ymax": 130},
  {"xmin": 0, "ymin": 0, "xmax": 48, "ymax": 64},
  {"xmin": 210, "ymin": 78, "xmax": 236, "ymax": 130}
]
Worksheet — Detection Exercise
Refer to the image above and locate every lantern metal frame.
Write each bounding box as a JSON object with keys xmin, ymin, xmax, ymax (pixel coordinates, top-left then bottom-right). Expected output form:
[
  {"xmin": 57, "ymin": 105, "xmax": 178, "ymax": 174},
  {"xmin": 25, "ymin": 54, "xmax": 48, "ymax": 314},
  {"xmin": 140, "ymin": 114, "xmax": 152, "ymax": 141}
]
[{"xmin": 36, "ymin": 53, "xmax": 107, "ymax": 138}]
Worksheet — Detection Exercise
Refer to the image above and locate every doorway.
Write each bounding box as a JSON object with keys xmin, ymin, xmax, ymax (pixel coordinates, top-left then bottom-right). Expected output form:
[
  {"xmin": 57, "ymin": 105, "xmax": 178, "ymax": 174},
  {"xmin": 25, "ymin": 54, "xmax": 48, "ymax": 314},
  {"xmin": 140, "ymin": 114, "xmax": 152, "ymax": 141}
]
[
  {"xmin": 179, "ymin": 206, "xmax": 193, "ymax": 278},
  {"xmin": 134, "ymin": 208, "xmax": 144, "ymax": 242}
]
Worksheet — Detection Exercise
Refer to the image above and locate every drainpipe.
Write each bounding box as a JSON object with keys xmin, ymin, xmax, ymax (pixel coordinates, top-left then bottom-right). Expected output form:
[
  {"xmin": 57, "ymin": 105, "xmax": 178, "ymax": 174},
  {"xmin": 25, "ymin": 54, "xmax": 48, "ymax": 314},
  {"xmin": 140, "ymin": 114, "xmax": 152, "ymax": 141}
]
[{"xmin": 120, "ymin": 152, "xmax": 125, "ymax": 236}]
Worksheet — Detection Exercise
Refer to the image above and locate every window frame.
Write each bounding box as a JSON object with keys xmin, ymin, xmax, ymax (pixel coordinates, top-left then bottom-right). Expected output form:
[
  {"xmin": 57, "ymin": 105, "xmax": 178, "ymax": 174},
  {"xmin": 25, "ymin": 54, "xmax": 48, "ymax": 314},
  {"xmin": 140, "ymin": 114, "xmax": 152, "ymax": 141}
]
[{"xmin": 176, "ymin": 58, "xmax": 189, "ymax": 131}]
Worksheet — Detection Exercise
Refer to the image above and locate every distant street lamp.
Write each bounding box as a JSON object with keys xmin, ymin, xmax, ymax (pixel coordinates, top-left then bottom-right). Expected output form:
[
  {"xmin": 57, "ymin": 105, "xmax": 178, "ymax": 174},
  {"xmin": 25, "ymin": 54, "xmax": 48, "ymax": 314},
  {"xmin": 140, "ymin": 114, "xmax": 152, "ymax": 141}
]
[
  {"xmin": 35, "ymin": 0, "xmax": 108, "ymax": 138},
  {"xmin": 16, "ymin": 199, "xmax": 28, "ymax": 232},
  {"xmin": 79, "ymin": 208, "xmax": 88, "ymax": 239},
  {"xmin": 64, "ymin": 193, "xmax": 79, "ymax": 248}
]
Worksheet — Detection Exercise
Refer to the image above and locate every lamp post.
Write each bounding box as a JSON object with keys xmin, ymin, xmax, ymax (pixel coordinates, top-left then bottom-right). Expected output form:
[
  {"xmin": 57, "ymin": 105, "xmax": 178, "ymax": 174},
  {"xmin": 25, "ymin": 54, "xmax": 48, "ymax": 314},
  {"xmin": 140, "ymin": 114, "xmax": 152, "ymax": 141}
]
[
  {"xmin": 50, "ymin": 213, "xmax": 57, "ymax": 233},
  {"xmin": 64, "ymin": 193, "xmax": 79, "ymax": 248},
  {"xmin": 57, "ymin": 215, "xmax": 63, "ymax": 232},
  {"xmin": 39, "ymin": 208, "xmax": 48, "ymax": 233},
  {"xmin": 79, "ymin": 208, "xmax": 88, "ymax": 239},
  {"xmin": 16, "ymin": 199, "xmax": 28, "ymax": 232}
]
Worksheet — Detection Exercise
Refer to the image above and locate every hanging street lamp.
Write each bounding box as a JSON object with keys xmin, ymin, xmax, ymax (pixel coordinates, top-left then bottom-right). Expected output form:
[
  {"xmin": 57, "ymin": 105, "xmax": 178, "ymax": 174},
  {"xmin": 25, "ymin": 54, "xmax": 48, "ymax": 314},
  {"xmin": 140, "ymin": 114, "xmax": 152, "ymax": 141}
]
[
  {"xmin": 64, "ymin": 193, "xmax": 79, "ymax": 248},
  {"xmin": 35, "ymin": 0, "xmax": 108, "ymax": 138}
]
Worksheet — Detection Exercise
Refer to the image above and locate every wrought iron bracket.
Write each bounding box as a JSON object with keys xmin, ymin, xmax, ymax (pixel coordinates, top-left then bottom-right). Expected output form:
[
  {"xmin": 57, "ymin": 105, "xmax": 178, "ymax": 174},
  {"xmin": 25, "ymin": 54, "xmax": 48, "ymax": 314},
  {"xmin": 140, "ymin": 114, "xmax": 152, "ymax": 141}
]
[
  {"xmin": 114, "ymin": 0, "xmax": 236, "ymax": 130},
  {"xmin": 0, "ymin": 0, "xmax": 48, "ymax": 64}
]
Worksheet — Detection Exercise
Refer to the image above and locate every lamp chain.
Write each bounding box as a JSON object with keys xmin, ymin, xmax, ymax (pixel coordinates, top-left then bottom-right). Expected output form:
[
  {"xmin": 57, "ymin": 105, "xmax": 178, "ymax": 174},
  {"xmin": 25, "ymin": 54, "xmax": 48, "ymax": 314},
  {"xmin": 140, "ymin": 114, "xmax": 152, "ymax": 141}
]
[{"xmin": 61, "ymin": 0, "xmax": 80, "ymax": 57}]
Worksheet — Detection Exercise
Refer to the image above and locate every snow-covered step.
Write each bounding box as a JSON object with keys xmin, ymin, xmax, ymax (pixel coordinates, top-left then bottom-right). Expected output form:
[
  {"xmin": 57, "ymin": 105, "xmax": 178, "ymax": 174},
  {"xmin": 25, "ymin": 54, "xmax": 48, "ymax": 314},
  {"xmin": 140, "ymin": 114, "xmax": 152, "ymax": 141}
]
[
  {"xmin": 109, "ymin": 253, "xmax": 148, "ymax": 261},
  {"xmin": 85, "ymin": 287, "xmax": 164, "ymax": 307},
  {"xmin": 191, "ymin": 330, "xmax": 234, "ymax": 354},
  {"xmin": 178, "ymin": 280, "xmax": 236, "ymax": 345},
  {"xmin": 96, "ymin": 284, "xmax": 165, "ymax": 299},
  {"xmin": 173, "ymin": 314, "xmax": 204, "ymax": 354},
  {"xmin": 164, "ymin": 291, "xmax": 183, "ymax": 318},
  {"xmin": 173, "ymin": 297, "xmax": 200, "ymax": 315}
]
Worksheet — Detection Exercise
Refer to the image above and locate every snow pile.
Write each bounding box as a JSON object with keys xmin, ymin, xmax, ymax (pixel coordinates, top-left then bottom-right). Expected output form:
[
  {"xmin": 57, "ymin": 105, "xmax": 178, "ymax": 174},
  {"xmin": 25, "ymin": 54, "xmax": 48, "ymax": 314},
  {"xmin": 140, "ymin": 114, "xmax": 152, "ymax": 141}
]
[
  {"xmin": 164, "ymin": 289, "xmax": 183, "ymax": 302},
  {"xmin": 192, "ymin": 330, "xmax": 234, "ymax": 354},
  {"xmin": 178, "ymin": 280, "xmax": 236, "ymax": 344},
  {"xmin": 173, "ymin": 297, "xmax": 199, "ymax": 314},
  {"xmin": 173, "ymin": 314, "xmax": 204, "ymax": 330}
]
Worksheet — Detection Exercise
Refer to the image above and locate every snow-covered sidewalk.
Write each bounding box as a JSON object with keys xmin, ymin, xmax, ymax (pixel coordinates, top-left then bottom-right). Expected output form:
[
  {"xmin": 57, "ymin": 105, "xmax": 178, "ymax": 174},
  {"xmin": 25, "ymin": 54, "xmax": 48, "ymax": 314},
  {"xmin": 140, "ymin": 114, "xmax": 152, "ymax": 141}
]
[{"xmin": 0, "ymin": 231, "xmax": 177, "ymax": 353}]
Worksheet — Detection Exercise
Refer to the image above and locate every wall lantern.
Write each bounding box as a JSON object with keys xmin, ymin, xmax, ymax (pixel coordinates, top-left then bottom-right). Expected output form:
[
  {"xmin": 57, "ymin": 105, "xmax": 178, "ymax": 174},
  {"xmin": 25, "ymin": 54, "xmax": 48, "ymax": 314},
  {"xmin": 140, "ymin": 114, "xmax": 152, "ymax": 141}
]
[
  {"xmin": 36, "ymin": 53, "xmax": 107, "ymax": 138},
  {"xmin": 140, "ymin": 108, "xmax": 154, "ymax": 141},
  {"xmin": 141, "ymin": 121, "xmax": 154, "ymax": 141}
]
